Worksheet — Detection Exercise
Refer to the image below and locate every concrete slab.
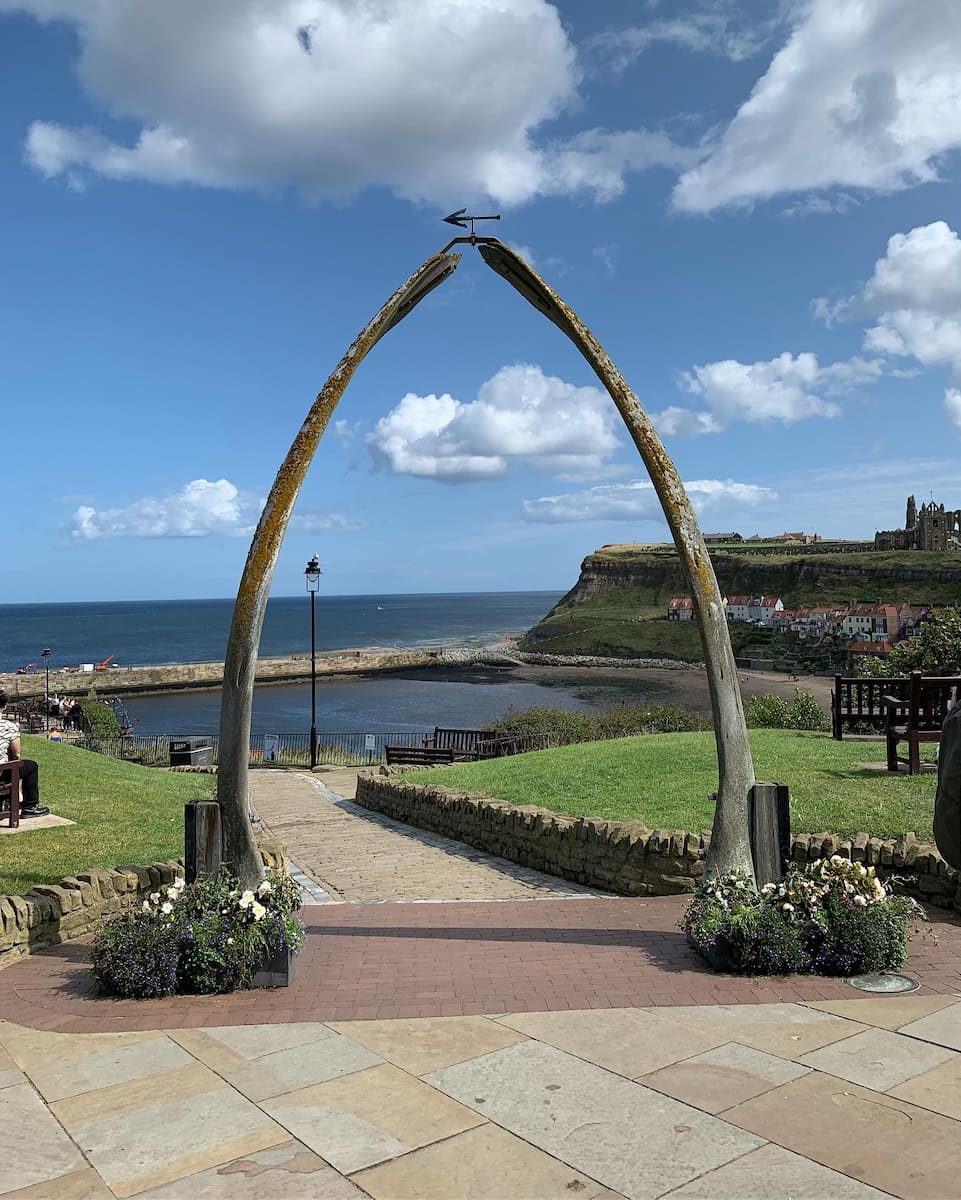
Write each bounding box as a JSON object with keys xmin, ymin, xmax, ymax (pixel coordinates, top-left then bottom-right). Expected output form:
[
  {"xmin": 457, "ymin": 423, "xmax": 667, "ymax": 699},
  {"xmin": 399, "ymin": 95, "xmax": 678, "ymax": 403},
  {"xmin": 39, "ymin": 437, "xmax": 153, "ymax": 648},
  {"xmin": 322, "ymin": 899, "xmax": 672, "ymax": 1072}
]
[
  {"xmin": 888, "ymin": 1055, "xmax": 961, "ymax": 1121},
  {"xmin": 0, "ymin": 1083, "xmax": 84, "ymax": 1195},
  {"xmin": 1, "ymin": 1026, "xmax": 165, "ymax": 1070},
  {"xmin": 898, "ymin": 1001, "xmax": 961, "ymax": 1051},
  {"xmin": 1, "ymin": 1166, "xmax": 114, "ymax": 1199},
  {"xmin": 799, "ymin": 1028, "xmax": 956, "ymax": 1091},
  {"xmin": 262, "ymin": 1063, "xmax": 486, "ymax": 1175},
  {"xmin": 640, "ymin": 1042, "xmax": 810, "ymax": 1113},
  {"xmin": 424, "ymin": 1039, "xmax": 764, "ymax": 1200},
  {"xmin": 351, "ymin": 1123, "xmax": 613, "ymax": 1200},
  {"xmin": 494, "ymin": 1007, "xmax": 728, "ymax": 1079},
  {"xmin": 25, "ymin": 1034, "xmax": 193, "ymax": 1102},
  {"xmin": 724, "ymin": 1069, "xmax": 961, "ymax": 1199},
  {"xmin": 132, "ymin": 1139, "xmax": 365, "ymax": 1199},
  {"xmin": 49, "ymin": 1061, "xmax": 287, "ymax": 1199},
  {"xmin": 219, "ymin": 1033, "xmax": 383, "ymax": 1102},
  {"xmin": 662, "ymin": 1142, "xmax": 893, "ymax": 1199},
  {"xmin": 668, "ymin": 1003, "xmax": 867, "ymax": 1057},
  {"xmin": 326, "ymin": 1016, "xmax": 528, "ymax": 1076},
  {"xmin": 0, "ymin": 813, "xmax": 74, "ymax": 835},
  {"xmin": 803, "ymin": 995, "xmax": 958, "ymax": 1031}
]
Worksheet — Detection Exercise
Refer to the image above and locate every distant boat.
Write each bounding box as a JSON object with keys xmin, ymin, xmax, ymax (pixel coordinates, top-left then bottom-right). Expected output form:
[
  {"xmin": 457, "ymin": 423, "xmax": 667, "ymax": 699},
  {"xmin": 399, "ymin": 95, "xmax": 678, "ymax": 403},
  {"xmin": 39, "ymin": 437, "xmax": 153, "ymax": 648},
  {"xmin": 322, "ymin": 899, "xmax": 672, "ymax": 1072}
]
[{"xmin": 377, "ymin": 606, "xmax": 384, "ymax": 610}]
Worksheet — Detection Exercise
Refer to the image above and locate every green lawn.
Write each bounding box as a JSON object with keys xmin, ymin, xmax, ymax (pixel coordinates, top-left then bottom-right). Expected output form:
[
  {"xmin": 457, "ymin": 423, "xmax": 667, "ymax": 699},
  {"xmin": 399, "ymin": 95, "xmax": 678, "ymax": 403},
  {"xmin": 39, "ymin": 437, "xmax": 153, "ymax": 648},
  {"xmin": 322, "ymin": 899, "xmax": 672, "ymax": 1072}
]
[
  {"xmin": 405, "ymin": 729, "xmax": 936, "ymax": 839},
  {"xmin": 1, "ymin": 737, "xmax": 215, "ymax": 896}
]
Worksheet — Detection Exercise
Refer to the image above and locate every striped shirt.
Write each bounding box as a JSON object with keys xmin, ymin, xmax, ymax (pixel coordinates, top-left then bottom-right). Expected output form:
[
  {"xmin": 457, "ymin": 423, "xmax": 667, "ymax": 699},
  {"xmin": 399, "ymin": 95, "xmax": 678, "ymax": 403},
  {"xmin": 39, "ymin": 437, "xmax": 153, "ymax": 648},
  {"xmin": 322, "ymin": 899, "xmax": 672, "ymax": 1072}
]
[{"xmin": 0, "ymin": 718, "xmax": 20, "ymax": 763}]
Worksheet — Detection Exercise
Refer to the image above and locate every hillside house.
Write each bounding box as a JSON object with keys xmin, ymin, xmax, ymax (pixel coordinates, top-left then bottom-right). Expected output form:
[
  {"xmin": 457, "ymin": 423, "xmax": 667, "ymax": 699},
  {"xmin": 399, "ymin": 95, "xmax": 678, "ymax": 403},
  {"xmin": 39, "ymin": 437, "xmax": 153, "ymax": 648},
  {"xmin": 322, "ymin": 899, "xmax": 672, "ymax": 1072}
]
[
  {"xmin": 898, "ymin": 603, "xmax": 931, "ymax": 638},
  {"xmin": 726, "ymin": 595, "xmax": 784, "ymax": 624},
  {"xmin": 667, "ymin": 597, "xmax": 695, "ymax": 621},
  {"xmin": 848, "ymin": 640, "xmax": 894, "ymax": 669},
  {"xmin": 841, "ymin": 604, "xmax": 899, "ymax": 643}
]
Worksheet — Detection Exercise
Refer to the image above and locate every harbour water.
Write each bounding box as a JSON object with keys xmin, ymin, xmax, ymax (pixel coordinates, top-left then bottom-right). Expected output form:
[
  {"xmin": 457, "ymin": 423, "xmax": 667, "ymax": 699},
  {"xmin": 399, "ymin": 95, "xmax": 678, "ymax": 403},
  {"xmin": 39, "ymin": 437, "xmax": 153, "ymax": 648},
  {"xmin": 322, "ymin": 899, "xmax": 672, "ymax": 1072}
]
[{"xmin": 1, "ymin": 591, "xmax": 601, "ymax": 735}]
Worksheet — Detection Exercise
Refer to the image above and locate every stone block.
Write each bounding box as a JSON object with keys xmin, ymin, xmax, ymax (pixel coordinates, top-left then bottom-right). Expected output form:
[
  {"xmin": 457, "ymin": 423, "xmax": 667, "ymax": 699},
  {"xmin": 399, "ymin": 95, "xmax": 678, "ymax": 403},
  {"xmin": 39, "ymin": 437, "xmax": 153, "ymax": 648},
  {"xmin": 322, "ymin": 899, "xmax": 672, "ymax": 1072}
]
[
  {"xmin": 655, "ymin": 873, "xmax": 696, "ymax": 895},
  {"xmin": 60, "ymin": 878, "xmax": 96, "ymax": 907},
  {"xmin": 34, "ymin": 884, "xmax": 75, "ymax": 914},
  {"xmin": 8, "ymin": 895, "xmax": 29, "ymax": 928},
  {"xmin": 852, "ymin": 832, "xmax": 869, "ymax": 862},
  {"xmin": 21, "ymin": 890, "xmax": 56, "ymax": 925},
  {"xmin": 0, "ymin": 898, "xmax": 19, "ymax": 934}
]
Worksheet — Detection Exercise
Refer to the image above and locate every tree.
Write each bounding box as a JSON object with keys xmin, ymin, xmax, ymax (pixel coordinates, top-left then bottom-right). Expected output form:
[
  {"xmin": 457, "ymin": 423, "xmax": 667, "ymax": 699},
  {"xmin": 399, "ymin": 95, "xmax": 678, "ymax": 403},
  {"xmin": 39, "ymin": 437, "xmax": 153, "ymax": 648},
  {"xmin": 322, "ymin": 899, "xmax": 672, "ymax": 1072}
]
[{"xmin": 861, "ymin": 607, "xmax": 961, "ymax": 677}]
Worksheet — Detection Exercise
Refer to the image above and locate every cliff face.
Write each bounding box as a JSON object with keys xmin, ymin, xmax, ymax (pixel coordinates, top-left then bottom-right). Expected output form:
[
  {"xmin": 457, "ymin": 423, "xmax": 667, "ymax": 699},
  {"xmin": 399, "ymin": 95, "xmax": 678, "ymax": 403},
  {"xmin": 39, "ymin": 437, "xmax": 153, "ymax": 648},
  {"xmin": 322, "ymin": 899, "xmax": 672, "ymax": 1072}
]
[{"xmin": 551, "ymin": 547, "xmax": 961, "ymax": 612}]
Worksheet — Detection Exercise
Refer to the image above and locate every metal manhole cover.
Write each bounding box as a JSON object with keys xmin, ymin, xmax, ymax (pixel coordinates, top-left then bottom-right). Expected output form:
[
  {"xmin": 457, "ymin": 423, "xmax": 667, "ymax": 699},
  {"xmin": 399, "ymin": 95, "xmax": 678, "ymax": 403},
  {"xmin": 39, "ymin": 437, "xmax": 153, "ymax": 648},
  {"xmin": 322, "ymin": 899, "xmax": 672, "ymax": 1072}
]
[{"xmin": 848, "ymin": 973, "xmax": 920, "ymax": 993}]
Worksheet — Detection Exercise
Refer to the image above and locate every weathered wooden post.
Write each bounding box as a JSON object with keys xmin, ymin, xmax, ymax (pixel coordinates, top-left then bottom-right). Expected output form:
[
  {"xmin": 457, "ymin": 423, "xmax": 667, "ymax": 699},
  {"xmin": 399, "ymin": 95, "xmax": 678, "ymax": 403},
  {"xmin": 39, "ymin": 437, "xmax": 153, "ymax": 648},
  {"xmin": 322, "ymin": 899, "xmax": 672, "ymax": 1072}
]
[{"xmin": 184, "ymin": 800, "xmax": 223, "ymax": 884}]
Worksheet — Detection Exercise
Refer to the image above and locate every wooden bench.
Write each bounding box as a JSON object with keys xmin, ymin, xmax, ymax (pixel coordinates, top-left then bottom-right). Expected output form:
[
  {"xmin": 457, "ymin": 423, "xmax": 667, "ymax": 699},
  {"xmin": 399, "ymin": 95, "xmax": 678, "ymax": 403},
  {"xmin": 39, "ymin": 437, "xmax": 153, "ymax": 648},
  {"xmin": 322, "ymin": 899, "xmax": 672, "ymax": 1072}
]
[
  {"xmin": 384, "ymin": 745, "xmax": 456, "ymax": 768},
  {"xmin": 832, "ymin": 675, "xmax": 910, "ymax": 739},
  {"xmin": 428, "ymin": 728, "xmax": 489, "ymax": 759},
  {"xmin": 0, "ymin": 760, "xmax": 23, "ymax": 828},
  {"xmin": 884, "ymin": 671, "xmax": 961, "ymax": 775}
]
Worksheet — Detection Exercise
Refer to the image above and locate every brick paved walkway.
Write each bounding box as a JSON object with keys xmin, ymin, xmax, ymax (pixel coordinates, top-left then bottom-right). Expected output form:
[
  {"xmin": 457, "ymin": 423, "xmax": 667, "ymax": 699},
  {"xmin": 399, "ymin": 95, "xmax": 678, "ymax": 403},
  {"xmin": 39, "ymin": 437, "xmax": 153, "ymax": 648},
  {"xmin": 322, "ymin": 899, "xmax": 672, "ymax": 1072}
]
[
  {"xmin": 2, "ymin": 896, "xmax": 959, "ymax": 1034},
  {"xmin": 250, "ymin": 770, "xmax": 599, "ymax": 902}
]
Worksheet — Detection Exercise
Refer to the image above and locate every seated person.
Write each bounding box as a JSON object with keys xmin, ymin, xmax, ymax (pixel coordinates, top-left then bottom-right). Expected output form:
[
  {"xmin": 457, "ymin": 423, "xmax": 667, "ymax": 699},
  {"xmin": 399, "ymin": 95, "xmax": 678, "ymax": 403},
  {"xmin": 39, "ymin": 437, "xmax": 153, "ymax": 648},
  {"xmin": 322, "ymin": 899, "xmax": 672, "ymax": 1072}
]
[{"xmin": 0, "ymin": 707, "xmax": 49, "ymax": 818}]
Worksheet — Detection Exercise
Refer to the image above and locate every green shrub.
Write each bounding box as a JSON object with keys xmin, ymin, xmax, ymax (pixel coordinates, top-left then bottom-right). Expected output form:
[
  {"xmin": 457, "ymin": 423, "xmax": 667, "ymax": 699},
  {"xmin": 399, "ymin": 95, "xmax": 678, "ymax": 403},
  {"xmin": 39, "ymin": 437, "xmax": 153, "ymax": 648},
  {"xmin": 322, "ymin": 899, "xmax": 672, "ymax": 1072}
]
[
  {"xmin": 79, "ymin": 698, "xmax": 122, "ymax": 736},
  {"xmin": 745, "ymin": 694, "xmax": 791, "ymax": 728},
  {"xmin": 486, "ymin": 703, "xmax": 707, "ymax": 746},
  {"xmin": 785, "ymin": 689, "xmax": 829, "ymax": 732},
  {"xmin": 92, "ymin": 868, "xmax": 304, "ymax": 999},
  {"xmin": 746, "ymin": 690, "xmax": 827, "ymax": 731}
]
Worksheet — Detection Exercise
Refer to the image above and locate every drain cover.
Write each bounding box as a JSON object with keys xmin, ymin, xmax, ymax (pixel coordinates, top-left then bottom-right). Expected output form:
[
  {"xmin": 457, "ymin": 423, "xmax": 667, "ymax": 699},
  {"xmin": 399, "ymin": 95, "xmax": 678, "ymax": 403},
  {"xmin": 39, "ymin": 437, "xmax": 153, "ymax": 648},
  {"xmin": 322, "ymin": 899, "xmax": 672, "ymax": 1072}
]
[{"xmin": 848, "ymin": 973, "xmax": 920, "ymax": 993}]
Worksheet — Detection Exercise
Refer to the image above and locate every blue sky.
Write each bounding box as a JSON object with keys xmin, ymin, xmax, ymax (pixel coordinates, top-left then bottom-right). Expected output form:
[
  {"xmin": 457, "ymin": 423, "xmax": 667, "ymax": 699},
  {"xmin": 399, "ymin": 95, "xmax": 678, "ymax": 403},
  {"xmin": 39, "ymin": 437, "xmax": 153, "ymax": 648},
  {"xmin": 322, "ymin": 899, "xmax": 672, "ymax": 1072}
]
[{"xmin": 3, "ymin": 0, "xmax": 961, "ymax": 604}]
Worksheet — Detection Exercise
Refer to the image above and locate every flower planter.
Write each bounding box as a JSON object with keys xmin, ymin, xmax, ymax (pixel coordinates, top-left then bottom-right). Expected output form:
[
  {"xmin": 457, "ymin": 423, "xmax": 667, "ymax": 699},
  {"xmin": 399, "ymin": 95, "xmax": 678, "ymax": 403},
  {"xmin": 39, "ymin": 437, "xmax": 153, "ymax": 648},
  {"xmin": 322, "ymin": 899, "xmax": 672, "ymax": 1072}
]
[
  {"xmin": 251, "ymin": 945, "xmax": 296, "ymax": 989},
  {"xmin": 690, "ymin": 932, "xmax": 734, "ymax": 972}
]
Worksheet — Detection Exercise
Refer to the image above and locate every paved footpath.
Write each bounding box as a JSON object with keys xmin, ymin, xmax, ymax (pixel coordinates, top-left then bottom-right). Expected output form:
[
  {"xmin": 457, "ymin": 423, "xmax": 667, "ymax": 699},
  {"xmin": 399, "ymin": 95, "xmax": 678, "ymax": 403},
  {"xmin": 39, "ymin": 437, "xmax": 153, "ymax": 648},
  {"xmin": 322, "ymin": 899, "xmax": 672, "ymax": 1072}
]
[
  {"xmin": 3, "ymin": 769, "xmax": 961, "ymax": 1198},
  {"xmin": 249, "ymin": 769, "xmax": 600, "ymax": 902}
]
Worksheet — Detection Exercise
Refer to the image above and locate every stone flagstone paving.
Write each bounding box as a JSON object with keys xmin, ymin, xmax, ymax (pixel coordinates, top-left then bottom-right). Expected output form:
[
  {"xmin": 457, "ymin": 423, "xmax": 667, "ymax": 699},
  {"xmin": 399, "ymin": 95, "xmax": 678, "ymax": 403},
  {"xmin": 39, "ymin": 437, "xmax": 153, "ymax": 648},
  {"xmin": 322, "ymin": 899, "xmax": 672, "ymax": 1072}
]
[{"xmin": 8, "ymin": 994, "xmax": 961, "ymax": 1198}]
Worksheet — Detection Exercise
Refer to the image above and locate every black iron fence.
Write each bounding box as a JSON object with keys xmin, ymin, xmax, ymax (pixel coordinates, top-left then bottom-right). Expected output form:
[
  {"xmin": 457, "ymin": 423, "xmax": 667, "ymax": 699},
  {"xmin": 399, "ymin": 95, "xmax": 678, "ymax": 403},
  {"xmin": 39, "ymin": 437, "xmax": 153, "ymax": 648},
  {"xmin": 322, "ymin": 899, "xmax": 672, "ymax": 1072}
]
[{"xmin": 77, "ymin": 727, "xmax": 559, "ymax": 768}]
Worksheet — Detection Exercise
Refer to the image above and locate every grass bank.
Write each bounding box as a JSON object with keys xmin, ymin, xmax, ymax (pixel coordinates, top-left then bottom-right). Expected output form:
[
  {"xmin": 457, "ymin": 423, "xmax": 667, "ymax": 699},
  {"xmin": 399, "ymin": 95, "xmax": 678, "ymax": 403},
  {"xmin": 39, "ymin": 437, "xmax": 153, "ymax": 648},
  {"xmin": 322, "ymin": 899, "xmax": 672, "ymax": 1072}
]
[
  {"xmin": 406, "ymin": 729, "xmax": 935, "ymax": 839},
  {"xmin": 1, "ymin": 737, "xmax": 214, "ymax": 896}
]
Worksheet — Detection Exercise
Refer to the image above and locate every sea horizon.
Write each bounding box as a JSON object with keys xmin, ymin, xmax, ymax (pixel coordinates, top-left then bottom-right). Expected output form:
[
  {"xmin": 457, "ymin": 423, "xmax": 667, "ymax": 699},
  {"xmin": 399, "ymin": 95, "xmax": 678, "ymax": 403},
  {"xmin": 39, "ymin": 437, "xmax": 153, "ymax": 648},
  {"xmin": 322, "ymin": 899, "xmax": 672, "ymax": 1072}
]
[{"xmin": 0, "ymin": 590, "xmax": 563, "ymax": 674}]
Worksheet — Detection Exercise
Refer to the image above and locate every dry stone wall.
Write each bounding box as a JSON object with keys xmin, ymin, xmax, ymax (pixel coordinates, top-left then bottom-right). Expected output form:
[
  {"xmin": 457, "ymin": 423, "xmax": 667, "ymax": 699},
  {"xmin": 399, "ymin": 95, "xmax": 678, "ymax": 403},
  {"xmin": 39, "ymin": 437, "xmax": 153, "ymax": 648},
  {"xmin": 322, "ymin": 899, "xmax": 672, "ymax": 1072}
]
[
  {"xmin": 0, "ymin": 860, "xmax": 184, "ymax": 971},
  {"xmin": 355, "ymin": 772, "xmax": 961, "ymax": 912}
]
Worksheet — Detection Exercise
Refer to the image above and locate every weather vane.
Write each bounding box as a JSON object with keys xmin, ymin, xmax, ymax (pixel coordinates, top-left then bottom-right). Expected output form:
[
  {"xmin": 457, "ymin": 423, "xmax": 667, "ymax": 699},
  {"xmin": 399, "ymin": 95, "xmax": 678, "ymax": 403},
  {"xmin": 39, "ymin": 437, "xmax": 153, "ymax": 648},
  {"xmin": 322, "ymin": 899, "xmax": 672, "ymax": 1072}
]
[{"xmin": 441, "ymin": 208, "xmax": 501, "ymax": 249}]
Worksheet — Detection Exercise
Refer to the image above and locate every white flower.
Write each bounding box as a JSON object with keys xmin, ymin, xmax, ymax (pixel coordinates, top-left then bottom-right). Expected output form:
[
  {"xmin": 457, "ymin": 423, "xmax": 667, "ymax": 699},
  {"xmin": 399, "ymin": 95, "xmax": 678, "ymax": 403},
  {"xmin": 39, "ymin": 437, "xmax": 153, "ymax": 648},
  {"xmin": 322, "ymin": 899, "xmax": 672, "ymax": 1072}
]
[
  {"xmin": 854, "ymin": 895, "xmax": 868, "ymax": 906},
  {"xmin": 782, "ymin": 903, "xmax": 795, "ymax": 912},
  {"xmin": 166, "ymin": 887, "xmax": 179, "ymax": 901},
  {"xmin": 251, "ymin": 902, "xmax": 266, "ymax": 921},
  {"xmin": 227, "ymin": 937, "xmax": 234, "ymax": 945},
  {"xmin": 172, "ymin": 877, "xmax": 186, "ymax": 891},
  {"xmin": 238, "ymin": 890, "xmax": 255, "ymax": 909},
  {"xmin": 149, "ymin": 892, "xmax": 160, "ymax": 903},
  {"xmin": 141, "ymin": 900, "xmax": 151, "ymax": 914},
  {"xmin": 161, "ymin": 901, "xmax": 173, "ymax": 915},
  {"xmin": 257, "ymin": 880, "xmax": 273, "ymax": 896}
]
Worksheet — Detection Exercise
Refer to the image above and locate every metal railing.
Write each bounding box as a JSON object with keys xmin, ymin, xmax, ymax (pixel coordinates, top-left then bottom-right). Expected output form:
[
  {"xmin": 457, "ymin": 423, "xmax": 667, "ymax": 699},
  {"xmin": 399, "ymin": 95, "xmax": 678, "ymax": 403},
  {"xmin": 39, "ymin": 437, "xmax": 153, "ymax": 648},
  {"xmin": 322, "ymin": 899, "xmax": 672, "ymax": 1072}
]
[{"xmin": 76, "ymin": 727, "xmax": 559, "ymax": 768}]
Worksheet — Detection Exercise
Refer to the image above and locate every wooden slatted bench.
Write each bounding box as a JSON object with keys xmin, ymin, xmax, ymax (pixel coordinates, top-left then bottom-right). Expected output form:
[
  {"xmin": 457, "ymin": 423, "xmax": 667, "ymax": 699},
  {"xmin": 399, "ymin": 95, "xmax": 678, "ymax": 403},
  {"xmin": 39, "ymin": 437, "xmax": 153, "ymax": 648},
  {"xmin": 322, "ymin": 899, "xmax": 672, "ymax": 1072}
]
[
  {"xmin": 429, "ymin": 727, "xmax": 490, "ymax": 759},
  {"xmin": 884, "ymin": 671, "xmax": 961, "ymax": 775},
  {"xmin": 0, "ymin": 760, "xmax": 23, "ymax": 828},
  {"xmin": 384, "ymin": 745, "xmax": 456, "ymax": 768},
  {"xmin": 832, "ymin": 675, "xmax": 910, "ymax": 739}
]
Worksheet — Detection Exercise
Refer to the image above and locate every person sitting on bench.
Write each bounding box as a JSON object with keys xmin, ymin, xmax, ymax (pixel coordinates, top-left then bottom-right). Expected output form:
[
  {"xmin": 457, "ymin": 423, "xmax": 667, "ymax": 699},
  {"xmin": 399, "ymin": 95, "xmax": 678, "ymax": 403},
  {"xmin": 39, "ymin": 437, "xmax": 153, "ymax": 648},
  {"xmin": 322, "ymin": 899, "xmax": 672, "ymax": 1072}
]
[{"xmin": 0, "ymin": 696, "xmax": 49, "ymax": 818}]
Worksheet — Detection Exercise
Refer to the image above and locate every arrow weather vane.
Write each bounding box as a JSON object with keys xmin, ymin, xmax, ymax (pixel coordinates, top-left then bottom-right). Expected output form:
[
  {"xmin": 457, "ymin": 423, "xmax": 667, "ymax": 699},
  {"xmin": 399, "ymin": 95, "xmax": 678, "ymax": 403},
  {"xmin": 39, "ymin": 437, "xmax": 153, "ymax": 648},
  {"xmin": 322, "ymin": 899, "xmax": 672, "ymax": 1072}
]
[{"xmin": 442, "ymin": 208, "xmax": 501, "ymax": 245}]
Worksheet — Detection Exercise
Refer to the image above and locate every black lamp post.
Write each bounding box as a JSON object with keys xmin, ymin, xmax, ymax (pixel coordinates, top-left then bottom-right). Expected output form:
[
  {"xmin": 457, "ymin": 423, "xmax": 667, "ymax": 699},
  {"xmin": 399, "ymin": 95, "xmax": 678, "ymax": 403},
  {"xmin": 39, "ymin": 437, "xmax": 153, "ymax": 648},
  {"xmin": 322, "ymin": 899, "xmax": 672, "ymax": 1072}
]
[
  {"xmin": 41, "ymin": 648, "xmax": 51, "ymax": 730},
  {"xmin": 304, "ymin": 556, "xmax": 322, "ymax": 769}
]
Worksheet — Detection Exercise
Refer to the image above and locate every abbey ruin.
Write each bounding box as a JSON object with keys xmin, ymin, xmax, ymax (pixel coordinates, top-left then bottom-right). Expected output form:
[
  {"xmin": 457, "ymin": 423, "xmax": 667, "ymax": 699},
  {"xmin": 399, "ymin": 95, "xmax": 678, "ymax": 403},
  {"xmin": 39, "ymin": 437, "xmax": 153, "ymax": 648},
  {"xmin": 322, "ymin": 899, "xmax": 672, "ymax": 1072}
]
[{"xmin": 875, "ymin": 495, "xmax": 961, "ymax": 551}]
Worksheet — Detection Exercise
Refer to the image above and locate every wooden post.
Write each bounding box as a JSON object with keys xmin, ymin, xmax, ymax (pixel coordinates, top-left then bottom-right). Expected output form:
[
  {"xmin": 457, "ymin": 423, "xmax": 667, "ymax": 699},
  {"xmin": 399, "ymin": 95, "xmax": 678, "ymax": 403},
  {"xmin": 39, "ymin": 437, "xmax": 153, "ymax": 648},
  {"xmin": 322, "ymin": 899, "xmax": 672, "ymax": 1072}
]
[
  {"xmin": 185, "ymin": 800, "xmax": 222, "ymax": 884},
  {"xmin": 750, "ymin": 782, "xmax": 791, "ymax": 887}
]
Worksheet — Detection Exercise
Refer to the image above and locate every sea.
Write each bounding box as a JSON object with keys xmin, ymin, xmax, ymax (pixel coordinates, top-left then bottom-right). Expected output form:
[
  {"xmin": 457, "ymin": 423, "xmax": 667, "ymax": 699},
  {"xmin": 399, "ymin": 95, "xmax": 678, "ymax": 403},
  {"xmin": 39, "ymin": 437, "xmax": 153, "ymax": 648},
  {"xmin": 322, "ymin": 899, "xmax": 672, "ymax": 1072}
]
[{"xmin": 0, "ymin": 591, "xmax": 609, "ymax": 737}]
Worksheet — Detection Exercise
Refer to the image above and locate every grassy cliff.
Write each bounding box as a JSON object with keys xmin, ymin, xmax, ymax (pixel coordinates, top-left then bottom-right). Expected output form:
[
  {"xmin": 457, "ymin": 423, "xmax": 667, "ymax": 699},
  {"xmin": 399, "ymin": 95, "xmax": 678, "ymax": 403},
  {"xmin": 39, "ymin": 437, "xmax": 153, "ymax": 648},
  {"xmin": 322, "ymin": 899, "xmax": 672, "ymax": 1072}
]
[{"xmin": 520, "ymin": 546, "xmax": 961, "ymax": 662}]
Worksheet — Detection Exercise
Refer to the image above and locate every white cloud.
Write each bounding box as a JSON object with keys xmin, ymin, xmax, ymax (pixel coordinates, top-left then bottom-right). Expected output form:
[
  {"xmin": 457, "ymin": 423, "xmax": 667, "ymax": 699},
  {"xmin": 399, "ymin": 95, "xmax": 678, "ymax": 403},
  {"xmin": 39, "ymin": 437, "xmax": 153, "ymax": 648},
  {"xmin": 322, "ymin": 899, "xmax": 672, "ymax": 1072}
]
[
  {"xmin": 589, "ymin": 3, "xmax": 780, "ymax": 72},
  {"xmin": 814, "ymin": 221, "xmax": 961, "ymax": 428},
  {"xmin": 666, "ymin": 351, "xmax": 886, "ymax": 433},
  {"xmin": 523, "ymin": 478, "xmax": 774, "ymax": 523},
  {"xmin": 366, "ymin": 364, "xmax": 620, "ymax": 483},
  {"xmin": 673, "ymin": 0, "xmax": 961, "ymax": 213},
  {"xmin": 70, "ymin": 478, "xmax": 354, "ymax": 539},
  {"xmin": 945, "ymin": 389, "xmax": 961, "ymax": 431},
  {"xmin": 6, "ymin": 0, "xmax": 689, "ymax": 205}
]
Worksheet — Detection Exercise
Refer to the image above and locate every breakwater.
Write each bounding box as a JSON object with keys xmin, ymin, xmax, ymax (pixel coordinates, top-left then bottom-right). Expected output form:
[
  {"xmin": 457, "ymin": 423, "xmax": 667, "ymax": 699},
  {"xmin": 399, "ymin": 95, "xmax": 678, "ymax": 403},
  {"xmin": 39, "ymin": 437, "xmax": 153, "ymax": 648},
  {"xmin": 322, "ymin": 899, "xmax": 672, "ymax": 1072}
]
[{"xmin": 0, "ymin": 646, "xmax": 523, "ymax": 701}]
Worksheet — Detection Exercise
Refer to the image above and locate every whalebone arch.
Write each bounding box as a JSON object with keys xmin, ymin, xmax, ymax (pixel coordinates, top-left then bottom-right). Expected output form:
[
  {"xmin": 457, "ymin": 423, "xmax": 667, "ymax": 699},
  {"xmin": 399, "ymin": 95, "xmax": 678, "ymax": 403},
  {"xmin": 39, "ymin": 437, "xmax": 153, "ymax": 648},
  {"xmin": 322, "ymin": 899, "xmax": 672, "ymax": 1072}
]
[{"xmin": 217, "ymin": 241, "xmax": 754, "ymax": 887}]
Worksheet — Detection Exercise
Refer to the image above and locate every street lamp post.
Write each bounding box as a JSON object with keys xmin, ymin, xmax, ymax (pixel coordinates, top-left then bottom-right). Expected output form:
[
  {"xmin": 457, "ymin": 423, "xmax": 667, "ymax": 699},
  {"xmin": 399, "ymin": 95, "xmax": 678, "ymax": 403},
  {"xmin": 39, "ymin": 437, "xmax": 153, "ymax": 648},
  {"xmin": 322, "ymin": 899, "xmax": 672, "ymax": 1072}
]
[
  {"xmin": 304, "ymin": 556, "xmax": 322, "ymax": 769},
  {"xmin": 41, "ymin": 648, "xmax": 51, "ymax": 730}
]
